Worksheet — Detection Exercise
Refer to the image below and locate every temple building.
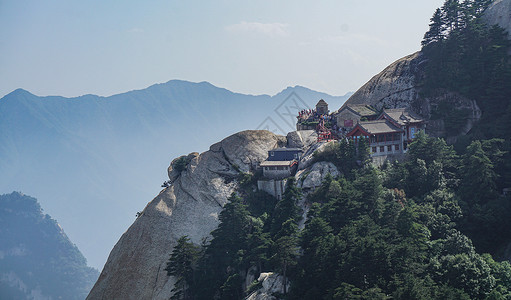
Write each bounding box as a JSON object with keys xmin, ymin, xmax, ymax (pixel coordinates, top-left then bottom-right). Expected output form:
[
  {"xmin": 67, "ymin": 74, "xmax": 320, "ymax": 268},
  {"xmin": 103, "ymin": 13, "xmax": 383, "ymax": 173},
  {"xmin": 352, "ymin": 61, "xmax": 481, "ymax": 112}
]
[
  {"xmin": 316, "ymin": 99, "xmax": 329, "ymax": 115},
  {"xmin": 258, "ymin": 148, "xmax": 303, "ymax": 200},
  {"xmin": 377, "ymin": 108, "xmax": 425, "ymax": 144},
  {"xmin": 261, "ymin": 148, "xmax": 302, "ymax": 179},
  {"xmin": 346, "ymin": 107, "xmax": 425, "ymax": 157},
  {"xmin": 333, "ymin": 104, "xmax": 379, "ymax": 132},
  {"xmin": 346, "ymin": 120, "xmax": 404, "ymax": 157}
]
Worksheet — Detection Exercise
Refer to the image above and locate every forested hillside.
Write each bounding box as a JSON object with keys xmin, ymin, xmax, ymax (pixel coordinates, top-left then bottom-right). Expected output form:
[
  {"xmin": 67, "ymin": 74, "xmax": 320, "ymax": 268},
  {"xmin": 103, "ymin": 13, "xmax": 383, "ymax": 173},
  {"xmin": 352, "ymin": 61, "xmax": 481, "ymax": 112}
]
[
  {"xmin": 0, "ymin": 192, "xmax": 98, "ymax": 299},
  {"xmin": 421, "ymin": 0, "xmax": 511, "ymax": 140},
  {"xmin": 160, "ymin": 0, "xmax": 511, "ymax": 299},
  {"xmin": 163, "ymin": 131, "xmax": 511, "ymax": 299}
]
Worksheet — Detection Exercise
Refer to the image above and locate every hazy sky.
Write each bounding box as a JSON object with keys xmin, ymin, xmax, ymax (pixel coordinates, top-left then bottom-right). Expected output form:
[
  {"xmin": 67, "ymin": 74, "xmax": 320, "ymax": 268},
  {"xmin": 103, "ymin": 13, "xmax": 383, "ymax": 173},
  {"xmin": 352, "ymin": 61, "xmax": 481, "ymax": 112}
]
[{"xmin": 0, "ymin": 0, "xmax": 445, "ymax": 98}]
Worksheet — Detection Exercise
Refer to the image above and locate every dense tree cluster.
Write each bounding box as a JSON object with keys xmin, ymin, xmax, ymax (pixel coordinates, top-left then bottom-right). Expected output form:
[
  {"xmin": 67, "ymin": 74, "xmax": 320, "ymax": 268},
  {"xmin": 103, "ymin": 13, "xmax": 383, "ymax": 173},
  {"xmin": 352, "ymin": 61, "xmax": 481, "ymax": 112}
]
[
  {"xmin": 164, "ymin": 179, "xmax": 302, "ymax": 300},
  {"xmin": 164, "ymin": 131, "xmax": 511, "ymax": 299},
  {"xmin": 290, "ymin": 131, "xmax": 511, "ymax": 299},
  {"xmin": 421, "ymin": 0, "xmax": 511, "ymax": 138}
]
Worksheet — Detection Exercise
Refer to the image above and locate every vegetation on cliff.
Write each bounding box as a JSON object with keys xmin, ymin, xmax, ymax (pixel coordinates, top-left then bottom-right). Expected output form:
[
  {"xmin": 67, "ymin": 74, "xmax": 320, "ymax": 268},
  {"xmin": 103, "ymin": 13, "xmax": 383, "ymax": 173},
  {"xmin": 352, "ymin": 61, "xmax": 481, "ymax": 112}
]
[
  {"xmin": 421, "ymin": 0, "xmax": 511, "ymax": 139},
  {"xmin": 161, "ymin": 0, "xmax": 511, "ymax": 299},
  {"xmin": 165, "ymin": 130, "xmax": 511, "ymax": 299}
]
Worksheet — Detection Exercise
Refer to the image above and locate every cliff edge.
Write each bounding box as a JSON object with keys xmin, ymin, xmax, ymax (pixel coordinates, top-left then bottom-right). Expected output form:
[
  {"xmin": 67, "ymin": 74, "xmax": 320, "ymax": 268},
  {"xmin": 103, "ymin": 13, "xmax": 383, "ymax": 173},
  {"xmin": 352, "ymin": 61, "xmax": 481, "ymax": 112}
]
[{"xmin": 87, "ymin": 130, "xmax": 286, "ymax": 300}]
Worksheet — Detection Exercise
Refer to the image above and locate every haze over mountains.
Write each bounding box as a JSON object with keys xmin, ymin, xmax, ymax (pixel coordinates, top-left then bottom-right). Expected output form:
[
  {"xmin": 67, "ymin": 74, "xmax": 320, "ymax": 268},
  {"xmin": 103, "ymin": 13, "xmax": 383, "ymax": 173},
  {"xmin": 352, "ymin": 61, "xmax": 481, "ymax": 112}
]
[
  {"xmin": 0, "ymin": 192, "xmax": 98, "ymax": 299},
  {"xmin": 0, "ymin": 80, "xmax": 350, "ymax": 269}
]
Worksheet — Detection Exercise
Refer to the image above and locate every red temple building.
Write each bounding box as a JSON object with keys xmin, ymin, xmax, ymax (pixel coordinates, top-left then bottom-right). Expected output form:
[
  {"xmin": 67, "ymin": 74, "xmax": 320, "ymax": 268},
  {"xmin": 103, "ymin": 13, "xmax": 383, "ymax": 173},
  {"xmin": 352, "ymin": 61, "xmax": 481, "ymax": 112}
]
[{"xmin": 346, "ymin": 108, "xmax": 425, "ymax": 157}]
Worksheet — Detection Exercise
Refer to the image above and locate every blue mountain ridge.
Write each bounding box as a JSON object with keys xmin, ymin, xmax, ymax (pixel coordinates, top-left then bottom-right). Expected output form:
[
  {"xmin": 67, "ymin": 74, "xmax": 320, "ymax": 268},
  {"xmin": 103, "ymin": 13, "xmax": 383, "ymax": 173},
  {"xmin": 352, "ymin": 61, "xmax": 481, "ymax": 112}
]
[{"xmin": 0, "ymin": 80, "xmax": 350, "ymax": 269}]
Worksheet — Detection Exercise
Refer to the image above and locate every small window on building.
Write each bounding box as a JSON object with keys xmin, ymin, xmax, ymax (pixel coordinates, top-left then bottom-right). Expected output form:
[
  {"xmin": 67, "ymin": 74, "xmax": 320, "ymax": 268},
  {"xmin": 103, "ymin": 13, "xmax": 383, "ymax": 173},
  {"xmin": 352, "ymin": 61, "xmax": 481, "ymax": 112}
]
[
  {"xmin": 372, "ymin": 147, "xmax": 377, "ymax": 153},
  {"xmin": 380, "ymin": 146, "xmax": 385, "ymax": 152},
  {"xmin": 395, "ymin": 144, "xmax": 400, "ymax": 151},
  {"xmin": 371, "ymin": 136, "xmax": 376, "ymax": 143},
  {"xmin": 387, "ymin": 145, "xmax": 392, "ymax": 152}
]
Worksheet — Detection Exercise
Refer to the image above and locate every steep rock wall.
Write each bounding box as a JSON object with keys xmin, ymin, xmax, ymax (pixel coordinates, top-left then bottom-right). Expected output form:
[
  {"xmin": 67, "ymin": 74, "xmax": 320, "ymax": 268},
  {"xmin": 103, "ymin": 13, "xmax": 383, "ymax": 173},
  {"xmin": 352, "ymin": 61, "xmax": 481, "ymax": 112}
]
[
  {"xmin": 344, "ymin": 0, "xmax": 511, "ymax": 140},
  {"xmin": 345, "ymin": 52, "xmax": 423, "ymax": 111},
  {"xmin": 343, "ymin": 52, "xmax": 481, "ymax": 140},
  {"xmin": 87, "ymin": 130, "xmax": 286, "ymax": 300},
  {"xmin": 484, "ymin": 0, "xmax": 511, "ymax": 47}
]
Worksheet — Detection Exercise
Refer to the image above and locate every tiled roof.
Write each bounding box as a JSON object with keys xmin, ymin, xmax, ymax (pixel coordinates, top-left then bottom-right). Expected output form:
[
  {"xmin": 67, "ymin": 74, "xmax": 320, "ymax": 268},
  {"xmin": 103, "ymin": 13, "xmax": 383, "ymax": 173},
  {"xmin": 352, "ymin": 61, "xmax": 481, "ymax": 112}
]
[
  {"xmin": 382, "ymin": 108, "xmax": 424, "ymax": 125},
  {"xmin": 271, "ymin": 148, "xmax": 303, "ymax": 152},
  {"xmin": 260, "ymin": 160, "xmax": 295, "ymax": 167},
  {"xmin": 316, "ymin": 99, "xmax": 328, "ymax": 106},
  {"xmin": 335, "ymin": 104, "xmax": 378, "ymax": 116},
  {"xmin": 358, "ymin": 120, "xmax": 403, "ymax": 134}
]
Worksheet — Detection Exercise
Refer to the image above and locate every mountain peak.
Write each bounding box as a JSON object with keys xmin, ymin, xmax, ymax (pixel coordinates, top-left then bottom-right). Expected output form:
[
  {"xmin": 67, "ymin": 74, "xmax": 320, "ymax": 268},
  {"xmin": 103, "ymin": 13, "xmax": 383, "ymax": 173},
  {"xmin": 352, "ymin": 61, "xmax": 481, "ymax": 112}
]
[{"xmin": 3, "ymin": 88, "xmax": 34, "ymax": 99}]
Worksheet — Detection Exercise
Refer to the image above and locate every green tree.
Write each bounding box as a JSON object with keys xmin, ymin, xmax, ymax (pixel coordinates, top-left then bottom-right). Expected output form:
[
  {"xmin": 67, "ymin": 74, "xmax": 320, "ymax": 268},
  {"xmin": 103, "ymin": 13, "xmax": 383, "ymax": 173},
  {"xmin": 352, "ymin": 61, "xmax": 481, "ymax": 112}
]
[
  {"xmin": 271, "ymin": 178, "xmax": 301, "ymax": 236},
  {"xmin": 165, "ymin": 236, "xmax": 200, "ymax": 300},
  {"xmin": 195, "ymin": 194, "xmax": 251, "ymax": 299},
  {"xmin": 441, "ymin": 0, "xmax": 461, "ymax": 32},
  {"xmin": 460, "ymin": 140, "xmax": 498, "ymax": 203},
  {"xmin": 246, "ymin": 218, "xmax": 272, "ymax": 273},
  {"xmin": 422, "ymin": 8, "xmax": 446, "ymax": 47},
  {"xmin": 273, "ymin": 232, "xmax": 299, "ymax": 295}
]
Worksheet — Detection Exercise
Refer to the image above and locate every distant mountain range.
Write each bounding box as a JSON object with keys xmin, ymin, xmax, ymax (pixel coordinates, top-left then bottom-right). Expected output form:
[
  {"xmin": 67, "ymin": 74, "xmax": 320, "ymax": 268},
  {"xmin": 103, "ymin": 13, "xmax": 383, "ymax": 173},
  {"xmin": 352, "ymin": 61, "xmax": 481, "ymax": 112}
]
[
  {"xmin": 0, "ymin": 192, "xmax": 98, "ymax": 299},
  {"xmin": 0, "ymin": 80, "xmax": 350, "ymax": 269}
]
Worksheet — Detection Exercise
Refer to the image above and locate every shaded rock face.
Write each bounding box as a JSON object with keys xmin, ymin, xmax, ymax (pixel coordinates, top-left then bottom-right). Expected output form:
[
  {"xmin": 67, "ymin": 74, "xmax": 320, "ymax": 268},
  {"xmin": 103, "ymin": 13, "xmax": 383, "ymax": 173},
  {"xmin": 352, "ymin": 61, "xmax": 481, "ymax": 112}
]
[
  {"xmin": 346, "ymin": 52, "xmax": 424, "ymax": 112},
  {"xmin": 246, "ymin": 272, "xmax": 285, "ymax": 300},
  {"xmin": 297, "ymin": 140, "xmax": 335, "ymax": 171},
  {"xmin": 286, "ymin": 130, "xmax": 317, "ymax": 149},
  {"xmin": 87, "ymin": 130, "xmax": 285, "ymax": 300},
  {"xmin": 483, "ymin": 0, "xmax": 511, "ymax": 48},
  {"xmin": 343, "ymin": 3, "xmax": 511, "ymax": 140},
  {"xmin": 343, "ymin": 52, "xmax": 482, "ymax": 140},
  {"xmin": 297, "ymin": 162, "xmax": 339, "ymax": 190}
]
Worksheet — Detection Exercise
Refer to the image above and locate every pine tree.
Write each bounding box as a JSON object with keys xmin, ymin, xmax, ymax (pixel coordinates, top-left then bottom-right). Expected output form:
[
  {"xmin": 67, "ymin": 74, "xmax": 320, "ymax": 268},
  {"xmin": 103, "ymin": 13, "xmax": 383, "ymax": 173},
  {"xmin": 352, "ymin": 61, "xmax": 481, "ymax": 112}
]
[
  {"xmin": 246, "ymin": 219, "xmax": 271, "ymax": 273},
  {"xmin": 422, "ymin": 8, "xmax": 446, "ymax": 47},
  {"xmin": 195, "ymin": 194, "xmax": 251, "ymax": 299},
  {"xmin": 442, "ymin": 0, "xmax": 462, "ymax": 33},
  {"xmin": 165, "ymin": 236, "xmax": 200, "ymax": 300},
  {"xmin": 460, "ymin": 140, "xmax": 498, "ymax": 203},
  {"xmin": 270, "ymin": 178, "xmax": 302, "ymax": 236},
  {"xmin": 273, "ymin": 222, "xmax": 299, "ymax": 295}
]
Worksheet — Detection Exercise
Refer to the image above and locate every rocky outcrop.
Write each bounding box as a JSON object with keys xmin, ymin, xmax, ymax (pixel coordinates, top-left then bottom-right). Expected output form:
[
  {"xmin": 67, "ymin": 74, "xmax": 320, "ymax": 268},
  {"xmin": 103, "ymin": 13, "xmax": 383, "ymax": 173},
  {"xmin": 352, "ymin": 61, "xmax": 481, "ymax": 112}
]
[
  {"xmin": 297, "ymin": 140, "xmax": 336, "ymax": 171},
  {"xmin": 286, "ymin": 130, "xmax": 317, "ymax": 149},
  {"xmin": 87, "ymin": 130, "xmax": 285, "ymax": 300},
  {"xmin": 343, "ymin": 52, "xmax": 482, "ymax": 139},
  {"xmin": 297, "ymin": 162, "xmax": 339, "ymax": 190},
  {"xmin": 246, "ymin": 272, "xmax": 285, "ymax": 300},
  {"xmin": 483, "ymin": 0, "xmax": 511, "ymax": 45},
  {"xmin": 345, "ymin": 52, "xmax": 424, "ymax": 111},
  {"xmin": 343, "ymin": 1, "xmax": 511, "ymax": 140}
]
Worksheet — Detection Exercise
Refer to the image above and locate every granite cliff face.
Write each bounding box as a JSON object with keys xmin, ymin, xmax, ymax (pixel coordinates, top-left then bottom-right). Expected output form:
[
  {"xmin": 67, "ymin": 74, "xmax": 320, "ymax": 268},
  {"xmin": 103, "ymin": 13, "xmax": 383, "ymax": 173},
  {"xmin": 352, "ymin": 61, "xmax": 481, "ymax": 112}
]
[
  {"xmin": 344, "ymin": 52, "xmax": 423, "ymax": 111},
  {"xmin": 87, "ymin": 130, "xmax": 287, "ymax": 300},
  {"xmin": 343, "ymin": 52, "xmax": 481, "ymax": 141},
  {"xmin": 344, "ymin": 0, "xmax": 511, "ymax": 141},
  {"xmin": 484, "ymin": 0, "xmax": 511, "ymax": 46},
  {"xmin": 87, "ymin": 129, "xmax": 335, "ymax": 299}
]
